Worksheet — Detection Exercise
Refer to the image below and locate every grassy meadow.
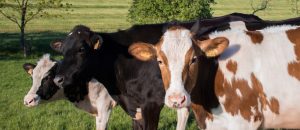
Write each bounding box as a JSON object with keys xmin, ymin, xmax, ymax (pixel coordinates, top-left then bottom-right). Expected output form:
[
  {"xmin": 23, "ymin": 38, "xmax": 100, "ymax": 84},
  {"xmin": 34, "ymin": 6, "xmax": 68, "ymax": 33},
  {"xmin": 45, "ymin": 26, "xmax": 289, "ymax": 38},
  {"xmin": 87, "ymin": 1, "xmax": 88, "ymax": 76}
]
[{"xmin": 0, "ymin": 0, "xmax": 298, "ymax": 129}]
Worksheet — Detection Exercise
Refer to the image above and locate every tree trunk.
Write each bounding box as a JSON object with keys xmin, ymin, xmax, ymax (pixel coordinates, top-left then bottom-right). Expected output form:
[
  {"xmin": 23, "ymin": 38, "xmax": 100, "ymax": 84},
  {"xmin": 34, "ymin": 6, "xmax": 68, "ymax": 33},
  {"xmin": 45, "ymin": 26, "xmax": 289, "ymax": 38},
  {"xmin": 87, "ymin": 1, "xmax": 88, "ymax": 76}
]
[
  {"xmin": 20, "ymin": 24, "xmax": 27, "ymax": 57},
  {"xmin": 20, "ymin": 0, "xmax": 28, "ymax": 57}
]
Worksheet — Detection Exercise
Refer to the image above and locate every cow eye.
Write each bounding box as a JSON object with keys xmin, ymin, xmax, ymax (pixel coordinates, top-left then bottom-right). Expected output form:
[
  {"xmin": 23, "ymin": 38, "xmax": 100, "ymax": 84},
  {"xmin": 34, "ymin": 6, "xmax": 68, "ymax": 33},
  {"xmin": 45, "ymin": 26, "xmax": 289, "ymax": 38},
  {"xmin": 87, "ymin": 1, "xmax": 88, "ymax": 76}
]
[
  {"xmin": 191, "ymin": 56, "xmax": 197, "ymax": 64},
  {"xmin": 79, "ymin": 47, "xmax": 85, "ymax": 53},
  {"xmin": 158, "ymin": 60, "xmax": 163, "ymax": 64}
]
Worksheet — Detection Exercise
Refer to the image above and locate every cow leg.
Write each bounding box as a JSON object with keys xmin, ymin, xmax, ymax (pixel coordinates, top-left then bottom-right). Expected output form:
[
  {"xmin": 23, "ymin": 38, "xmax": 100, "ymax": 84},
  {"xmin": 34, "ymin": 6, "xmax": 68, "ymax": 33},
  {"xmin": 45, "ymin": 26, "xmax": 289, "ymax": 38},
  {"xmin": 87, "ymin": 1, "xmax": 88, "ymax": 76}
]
[
  {"xmin": 95, "ymin": 97, "xmax": 115, "ymax": 130},
  {"xmin": 176, "ymin": 107, "xmax": 189, "ymax": 130},
  {"xmin": 141, "ymin": 102, "xmax": 163, "ymax": 130},
  {"xmin": 191, "ymin": 103, "xmax": 212, "ymax": 129},
  {"xmin": 132, "ymin": 119, "xmax": 143, "ymax": 130}
]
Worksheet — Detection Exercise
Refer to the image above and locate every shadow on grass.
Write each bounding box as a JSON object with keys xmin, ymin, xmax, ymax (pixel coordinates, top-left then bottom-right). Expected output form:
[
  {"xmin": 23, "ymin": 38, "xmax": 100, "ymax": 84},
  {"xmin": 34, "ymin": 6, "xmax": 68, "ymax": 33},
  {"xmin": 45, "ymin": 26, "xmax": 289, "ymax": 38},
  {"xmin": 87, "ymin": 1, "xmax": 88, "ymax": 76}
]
[{"xmin": 0, "ymin": 31, "xmax": 67, "ymax": 60}]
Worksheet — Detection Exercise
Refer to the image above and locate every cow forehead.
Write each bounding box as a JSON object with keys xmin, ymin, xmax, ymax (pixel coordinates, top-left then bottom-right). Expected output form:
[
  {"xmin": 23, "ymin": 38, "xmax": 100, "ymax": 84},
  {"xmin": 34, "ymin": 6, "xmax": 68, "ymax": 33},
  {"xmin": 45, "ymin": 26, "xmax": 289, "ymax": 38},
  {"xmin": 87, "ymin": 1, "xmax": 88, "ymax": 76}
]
[
  {"xmin": 161, "ymin": 29, "xmax": 193, "ymax": 62},
  {"xmin": 32, "ymin": 54, "xmax": 56, "ymax": 81}
]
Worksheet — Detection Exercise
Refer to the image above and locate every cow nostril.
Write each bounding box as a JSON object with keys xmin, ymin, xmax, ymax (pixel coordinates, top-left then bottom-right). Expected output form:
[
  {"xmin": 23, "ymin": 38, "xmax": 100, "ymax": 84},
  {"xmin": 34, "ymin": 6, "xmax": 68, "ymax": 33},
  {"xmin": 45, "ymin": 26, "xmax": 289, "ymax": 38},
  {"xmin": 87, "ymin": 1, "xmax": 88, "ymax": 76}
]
[
  {"xmin": 57, "ymin": 77, "xmax": 63, "ymax": 83},
  {"xmin": 54, "ymin": 76, "xmax": 64, "ymax": 85},
  {"xmin": 28, "ymin": 99, "xmax": 34, "ymax": 104},
  {"xmin": 181, "ymin": 96, "xmax": 186, "ymax": 104}
]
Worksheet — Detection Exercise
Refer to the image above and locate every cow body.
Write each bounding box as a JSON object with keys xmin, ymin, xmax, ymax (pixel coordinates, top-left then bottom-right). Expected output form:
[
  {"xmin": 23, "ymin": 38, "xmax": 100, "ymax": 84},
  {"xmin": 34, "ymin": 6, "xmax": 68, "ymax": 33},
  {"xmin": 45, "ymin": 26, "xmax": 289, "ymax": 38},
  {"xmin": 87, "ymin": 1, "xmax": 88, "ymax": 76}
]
[
  {"xmin": 23, "ymin": 54, "xmax": 116, "ymax": 130},
  {"xmin": 203, "ymin": 25, "xmax": 300, "ymax": 129}
]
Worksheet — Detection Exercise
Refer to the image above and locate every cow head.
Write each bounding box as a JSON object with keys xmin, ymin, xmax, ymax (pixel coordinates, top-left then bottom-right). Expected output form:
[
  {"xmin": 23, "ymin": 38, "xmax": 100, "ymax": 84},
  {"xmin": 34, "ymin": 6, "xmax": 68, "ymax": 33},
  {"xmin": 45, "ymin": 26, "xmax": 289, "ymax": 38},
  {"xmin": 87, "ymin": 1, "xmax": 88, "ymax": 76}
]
[
  {"xmin": 129, "ymin": 23, "xmax": 229, "ymax": 109},
  {"xmin": 50, "ymin": 25, "xmax": 103, "ymax": 87},
  {"xmin": 23, "ymin": 54, "xmax": 62, "ymax": 107}
]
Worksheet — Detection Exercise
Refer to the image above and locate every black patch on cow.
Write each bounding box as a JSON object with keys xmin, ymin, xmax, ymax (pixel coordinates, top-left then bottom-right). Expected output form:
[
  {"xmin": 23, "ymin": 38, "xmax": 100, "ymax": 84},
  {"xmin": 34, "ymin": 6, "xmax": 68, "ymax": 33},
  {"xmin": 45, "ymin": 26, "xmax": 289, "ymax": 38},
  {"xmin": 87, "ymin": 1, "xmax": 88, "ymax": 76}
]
[{"xmin": 36, "ymin": 63, "xmax": 60, "ymax": 100}]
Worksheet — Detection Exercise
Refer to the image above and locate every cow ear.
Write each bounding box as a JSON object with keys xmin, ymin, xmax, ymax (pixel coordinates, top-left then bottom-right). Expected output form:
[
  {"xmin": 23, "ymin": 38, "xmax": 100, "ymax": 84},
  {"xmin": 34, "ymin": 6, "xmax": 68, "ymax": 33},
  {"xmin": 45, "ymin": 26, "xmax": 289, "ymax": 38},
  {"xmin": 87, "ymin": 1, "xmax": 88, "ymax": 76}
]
[
  {"xmin": 50, "ymin": 39, "xmax": 64, "ymax": 53},
  {"xmin": 196, "ymin": 37, "xmax": 229, "ymax": 57},
  {"xmin": 90, "ymin": 34, "xmax": 103, "ymax": 50},
  {"xmin": 128, "ymin": 42, "xmax": 157, "ymax": 61},
  {"xmin": 190, "ymin": 20, "xmax": 200, "ymax": 35},
  {"xmin": 23, "ymin": 63, "xmax": 36, "ymax": 76}
]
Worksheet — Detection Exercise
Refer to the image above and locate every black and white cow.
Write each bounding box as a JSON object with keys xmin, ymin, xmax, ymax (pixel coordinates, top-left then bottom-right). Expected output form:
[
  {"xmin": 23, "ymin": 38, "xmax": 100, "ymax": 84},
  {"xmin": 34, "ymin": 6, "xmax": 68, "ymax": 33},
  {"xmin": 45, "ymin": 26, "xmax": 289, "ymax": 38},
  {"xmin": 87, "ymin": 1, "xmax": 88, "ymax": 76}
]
[{"xmin": 23, "ymin": 54, "xmax": 116, "ymax": 130}]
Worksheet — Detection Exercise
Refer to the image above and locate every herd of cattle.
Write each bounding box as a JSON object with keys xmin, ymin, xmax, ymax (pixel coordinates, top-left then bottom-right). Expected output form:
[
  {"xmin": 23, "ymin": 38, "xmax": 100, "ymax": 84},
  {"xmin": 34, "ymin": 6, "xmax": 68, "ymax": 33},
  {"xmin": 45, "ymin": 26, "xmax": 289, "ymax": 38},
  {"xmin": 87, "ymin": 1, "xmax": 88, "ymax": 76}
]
[{"xmin": 22, "ymin": 13, "xmax": 300, "ymax": 130}]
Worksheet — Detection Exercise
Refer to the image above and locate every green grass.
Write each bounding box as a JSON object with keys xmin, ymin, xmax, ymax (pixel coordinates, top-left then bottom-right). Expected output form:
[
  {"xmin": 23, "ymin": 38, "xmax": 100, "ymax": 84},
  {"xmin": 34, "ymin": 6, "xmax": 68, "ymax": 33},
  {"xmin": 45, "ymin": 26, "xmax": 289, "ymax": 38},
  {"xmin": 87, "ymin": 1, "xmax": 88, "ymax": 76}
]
[
  {"xmin": 0, "ymin": 0, "xmax": 298, "ymax": 129},
  {"xmin": 212, "ymin": 0, "xmax": 299, "ymax": 20}
]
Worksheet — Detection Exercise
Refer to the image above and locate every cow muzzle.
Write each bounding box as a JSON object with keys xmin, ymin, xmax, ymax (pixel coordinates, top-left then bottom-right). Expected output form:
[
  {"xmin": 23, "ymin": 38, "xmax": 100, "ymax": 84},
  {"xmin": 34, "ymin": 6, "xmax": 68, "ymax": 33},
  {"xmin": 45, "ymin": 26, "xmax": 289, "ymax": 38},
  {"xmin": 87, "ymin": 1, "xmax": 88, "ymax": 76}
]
[
  {"xmin": 24, "ymin": 94, "xmax": 40, "ymax": 107},
  {"xmin": 165, "ymin": 90, "xmax": 191, "ymax": 109}
]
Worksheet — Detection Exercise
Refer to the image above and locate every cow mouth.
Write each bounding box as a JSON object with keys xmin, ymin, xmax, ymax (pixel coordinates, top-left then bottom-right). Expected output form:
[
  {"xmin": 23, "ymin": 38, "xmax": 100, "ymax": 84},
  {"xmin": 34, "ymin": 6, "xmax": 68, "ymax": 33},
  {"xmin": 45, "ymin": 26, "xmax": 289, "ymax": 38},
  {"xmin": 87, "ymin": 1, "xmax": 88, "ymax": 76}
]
[{"xmin": 170, "ymin": 96, "xmax": 186, "ymax": 108}]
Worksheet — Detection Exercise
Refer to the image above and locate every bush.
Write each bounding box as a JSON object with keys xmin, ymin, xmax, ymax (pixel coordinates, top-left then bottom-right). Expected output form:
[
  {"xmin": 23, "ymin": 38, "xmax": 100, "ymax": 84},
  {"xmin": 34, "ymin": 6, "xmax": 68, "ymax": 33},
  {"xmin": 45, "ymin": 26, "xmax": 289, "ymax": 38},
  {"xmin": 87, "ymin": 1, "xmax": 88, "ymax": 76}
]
[{"xmin": 128, "ymin": 0, "xmax": 215, "ymax": 24}]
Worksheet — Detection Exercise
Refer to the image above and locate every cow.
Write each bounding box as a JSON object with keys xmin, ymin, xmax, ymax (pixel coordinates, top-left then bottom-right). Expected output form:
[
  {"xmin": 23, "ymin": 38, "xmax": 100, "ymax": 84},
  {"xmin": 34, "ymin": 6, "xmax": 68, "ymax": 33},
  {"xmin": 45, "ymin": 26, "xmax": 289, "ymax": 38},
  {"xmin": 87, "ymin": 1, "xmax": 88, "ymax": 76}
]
[
  {"xmin": 50, "ymin": 13, "xmax": 300, "ymax": 130},
  {"xmin": 23, "ymin": 54, "xmax": 116, "ymax": 130},
  {"xmin": 129, "ymin": 21, "xmax": 300, "ymax": 129},
  {"xmin": 48, "ymin": 13, "xmax": 272, "ymax": 130}
]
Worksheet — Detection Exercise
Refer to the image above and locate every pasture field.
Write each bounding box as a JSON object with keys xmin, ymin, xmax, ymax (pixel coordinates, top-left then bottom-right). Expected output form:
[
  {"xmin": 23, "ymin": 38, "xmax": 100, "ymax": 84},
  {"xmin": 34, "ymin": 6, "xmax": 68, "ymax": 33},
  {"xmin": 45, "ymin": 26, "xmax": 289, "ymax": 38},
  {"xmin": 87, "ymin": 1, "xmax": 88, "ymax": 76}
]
[{"xmin": 0, "ymin": 0, "xmax": 297, "ymax": 129}]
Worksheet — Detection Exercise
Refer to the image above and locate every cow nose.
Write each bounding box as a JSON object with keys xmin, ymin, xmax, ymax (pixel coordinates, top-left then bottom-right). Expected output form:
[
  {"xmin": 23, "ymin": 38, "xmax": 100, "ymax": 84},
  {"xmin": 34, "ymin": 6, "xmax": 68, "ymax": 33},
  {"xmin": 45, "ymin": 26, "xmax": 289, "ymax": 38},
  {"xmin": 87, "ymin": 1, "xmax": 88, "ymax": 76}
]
[
  {"xmin": 168, "ymin": 94, "xmax": 186, "ymax": 108},
  {"xmin": 54, "ymin": 75, "xmax": 64, "ymax": 86}
]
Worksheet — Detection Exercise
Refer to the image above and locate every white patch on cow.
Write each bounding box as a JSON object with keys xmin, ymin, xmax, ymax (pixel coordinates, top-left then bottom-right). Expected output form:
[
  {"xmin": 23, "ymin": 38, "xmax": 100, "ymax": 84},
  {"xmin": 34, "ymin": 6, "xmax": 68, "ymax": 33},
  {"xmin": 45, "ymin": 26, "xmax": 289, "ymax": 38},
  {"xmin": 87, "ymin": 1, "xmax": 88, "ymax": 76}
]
[
  {"xmin": 24, "ymin": 54, "xmax": 57, "ymax": 106},
  {"xmin": 229, "ymin": 21, "xmax": 247, "ymax": 30},
  {"xmin": 68, "ymin": 32, "xmax": 73, "ymax": 36},
  {"xmin": 161, "ymin": 28, "xmax": 192, "ymax": 108},
  {"xmin": 236, "ymin": 88, "xmax": 242, "ymax": 98},
  {"xmin": 75, "ymin": 78, "xmax": 116, "ymax": 130},
  {"xmin": 206, "ymin": 105, "xmax": 262, "ymax": 130},
  {"xmin": 209, "ymin": 25, "xmax": 300, "ymax": 128},
  {"xmin": 261, "ymin": 25, "xmax": 295, "ymax": 32}
]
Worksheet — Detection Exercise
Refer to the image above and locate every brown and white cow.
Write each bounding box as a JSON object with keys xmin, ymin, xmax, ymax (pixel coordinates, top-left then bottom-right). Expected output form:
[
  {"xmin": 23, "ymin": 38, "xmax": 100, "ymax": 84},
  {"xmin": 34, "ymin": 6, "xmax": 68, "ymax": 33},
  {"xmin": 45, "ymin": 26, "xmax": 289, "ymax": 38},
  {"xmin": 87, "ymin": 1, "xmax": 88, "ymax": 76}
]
[
  {"xmin": 23, "ymin": 54, "xmax": 116, "ymax": 130},
  {"xmin": 129, "ymin": 23, "xmax": 300, "ymax": 129}
]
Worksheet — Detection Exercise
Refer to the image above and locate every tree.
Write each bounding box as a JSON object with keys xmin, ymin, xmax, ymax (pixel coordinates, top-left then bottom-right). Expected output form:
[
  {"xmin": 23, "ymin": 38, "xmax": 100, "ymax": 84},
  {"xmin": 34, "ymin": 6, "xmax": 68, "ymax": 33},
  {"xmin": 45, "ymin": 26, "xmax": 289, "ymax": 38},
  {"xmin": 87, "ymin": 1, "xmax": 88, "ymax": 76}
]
[
  {"xmin": 0, "ymin": 0, "xmax": 71, "ymax": 57},
  {"xmin": 128, "ymin": 0, "xmax": 215, "ymax": 24},
  {"xmin": 250, "ymin": 0, "xmax": 271, "ymax": 15}
]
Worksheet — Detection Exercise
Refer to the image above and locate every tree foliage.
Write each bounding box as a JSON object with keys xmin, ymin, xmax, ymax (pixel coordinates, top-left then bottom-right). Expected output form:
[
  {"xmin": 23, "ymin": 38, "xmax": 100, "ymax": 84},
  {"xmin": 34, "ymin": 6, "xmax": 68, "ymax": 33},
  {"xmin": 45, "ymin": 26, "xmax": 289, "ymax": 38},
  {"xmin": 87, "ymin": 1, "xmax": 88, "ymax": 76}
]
[
  {"xmin": 250, "ymin": 0, "xmax": 271, "ymax": 15},
  {"xmin": 128, "ymin": 0, "xmax": 215, "ymax": 24},
  {"xmin": 0, "ymin": 0, "xmax": 71, "ymax": 57}
]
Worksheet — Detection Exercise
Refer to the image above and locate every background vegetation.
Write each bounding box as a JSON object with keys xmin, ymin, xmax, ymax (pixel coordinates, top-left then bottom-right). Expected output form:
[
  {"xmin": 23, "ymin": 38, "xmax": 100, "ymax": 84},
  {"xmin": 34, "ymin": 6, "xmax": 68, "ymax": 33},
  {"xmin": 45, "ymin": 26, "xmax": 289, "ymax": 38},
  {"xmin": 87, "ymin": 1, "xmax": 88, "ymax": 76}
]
[
  {"xmin": 128, "ymin": 0, "xmax": 214, "ymax": 24},
  {"xmin": 0, "ymin": 0, "xmax": 299, "ymax": 129}
]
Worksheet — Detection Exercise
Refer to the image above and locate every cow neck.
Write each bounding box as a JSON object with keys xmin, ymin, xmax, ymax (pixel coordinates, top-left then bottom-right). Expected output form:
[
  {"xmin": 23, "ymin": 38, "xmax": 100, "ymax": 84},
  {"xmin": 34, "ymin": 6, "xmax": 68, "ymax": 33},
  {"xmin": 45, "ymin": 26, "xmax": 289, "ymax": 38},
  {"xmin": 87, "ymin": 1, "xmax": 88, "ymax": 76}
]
[
  {"xmin": 63, "ymin": 80, "xmax": 89, "ymax": 102},
  {"xmin": 86, "ymin": 32, "xmax": 128, "ymax": 97},
  {"xmin": 191, "ymin": 54, "xmax": 220, "ymax": 112}
]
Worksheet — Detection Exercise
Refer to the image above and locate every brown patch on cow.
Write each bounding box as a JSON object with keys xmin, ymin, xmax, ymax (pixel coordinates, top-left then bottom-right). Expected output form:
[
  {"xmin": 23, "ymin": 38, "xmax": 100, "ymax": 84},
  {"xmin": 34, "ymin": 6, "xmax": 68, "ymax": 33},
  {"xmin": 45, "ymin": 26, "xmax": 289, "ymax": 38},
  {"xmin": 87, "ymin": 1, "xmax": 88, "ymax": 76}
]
[
  {"xmin": 269, "ymin": 97, "xmax": 280, "ymax": 114},
  {"xmin": 288, "ymin": 63, "xmax": 300, "ymax": 81},
  {"xmin": 158, "ymin": 51, "xmax": 171, "ymax": 90},
  {"xmin": 191, "ymin": 103, "xmax": 213, "ymax": 129},
  {"xmin": 226, "ymin": 60, "xmax": 238, "ymax": 74},
  {"xmin": 286, "ymin": 27, "xmax": 300, "ymax": 81},
  {"xmin": 155, "ymin": 39, "xmax": 171, "ymax": 90},
  {"xmin": 182, "ymin": 47, "xmax": 198, "ymax": 93},
  {"xmin": 246, "ymin": 31, "xmax": 263, "ymax": 44},
  {"xmin": 215, "ymin": 69, "xmax": 279, "ymax": 121}
]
